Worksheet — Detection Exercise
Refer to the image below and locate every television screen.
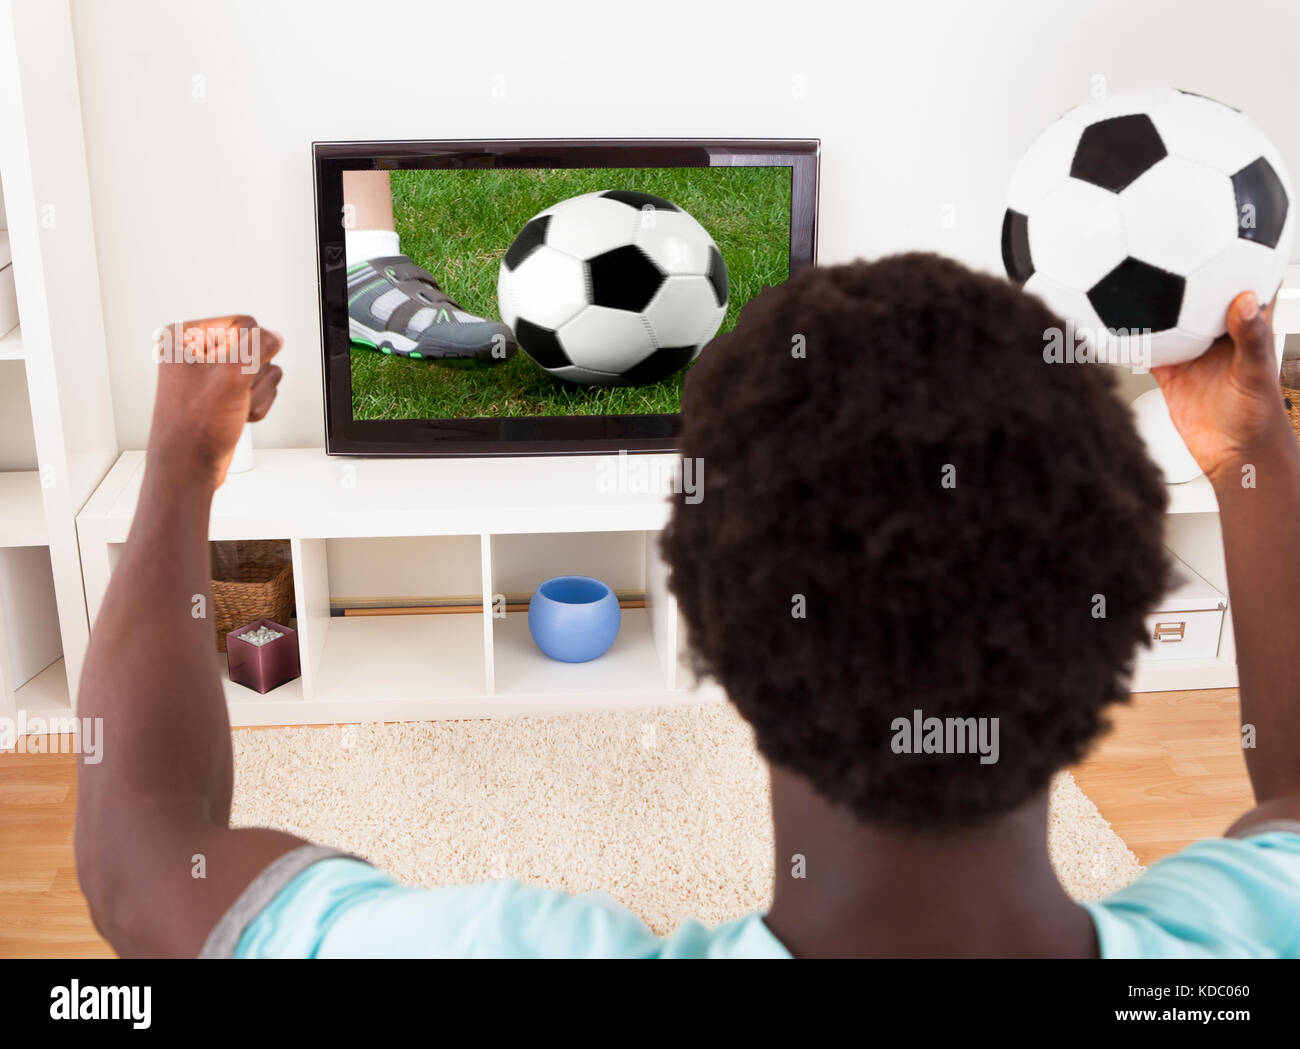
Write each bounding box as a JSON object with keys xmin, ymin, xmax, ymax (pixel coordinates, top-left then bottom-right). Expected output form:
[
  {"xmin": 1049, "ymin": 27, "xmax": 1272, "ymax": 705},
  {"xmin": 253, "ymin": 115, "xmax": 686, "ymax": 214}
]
[{"xmin": 315, "ymin": 140, "xmax": 819, "ymax": 456}]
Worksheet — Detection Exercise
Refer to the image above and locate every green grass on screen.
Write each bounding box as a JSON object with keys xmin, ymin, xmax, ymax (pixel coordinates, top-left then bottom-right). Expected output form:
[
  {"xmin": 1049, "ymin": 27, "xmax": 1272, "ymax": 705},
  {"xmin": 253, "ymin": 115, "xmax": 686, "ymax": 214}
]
[{"xmin": 350, "ymin": 166, "xmax": 792, "ymax": 420}]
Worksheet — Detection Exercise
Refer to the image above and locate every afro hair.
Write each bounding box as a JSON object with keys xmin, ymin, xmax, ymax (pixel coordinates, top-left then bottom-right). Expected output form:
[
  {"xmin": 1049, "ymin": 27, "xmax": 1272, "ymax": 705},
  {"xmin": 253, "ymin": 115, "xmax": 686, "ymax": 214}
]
[{"xmin": 661, "ymin": 253, "xmax": 1172, "ymax": 829}]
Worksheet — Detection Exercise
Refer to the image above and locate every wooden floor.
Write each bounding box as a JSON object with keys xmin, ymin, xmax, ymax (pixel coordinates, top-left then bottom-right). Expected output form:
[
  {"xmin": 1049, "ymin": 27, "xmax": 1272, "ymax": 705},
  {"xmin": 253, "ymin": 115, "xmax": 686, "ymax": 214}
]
[
  {"xmin": 0, "ymin": 687, "xmax": 1254, "ymax": 958},
  {"xmin": 0, "ymin": 742, "xmax": 111, "ymax": 957},
  {"xmin": 1070, "ymin": 687, "xmax": 1254, "ymax": 860}
]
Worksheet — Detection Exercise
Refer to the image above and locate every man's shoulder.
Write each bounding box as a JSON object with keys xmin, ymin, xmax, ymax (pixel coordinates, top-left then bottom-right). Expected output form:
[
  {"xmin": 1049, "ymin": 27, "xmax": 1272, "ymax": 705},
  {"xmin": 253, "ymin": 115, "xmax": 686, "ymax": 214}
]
[
  {"xmin": 1084, "ymin": 829, "xmax": 1300, "ymax": 958},
  {"xmin": 235, "ymin": 855, "xmax": 788, "ymax": 959}
]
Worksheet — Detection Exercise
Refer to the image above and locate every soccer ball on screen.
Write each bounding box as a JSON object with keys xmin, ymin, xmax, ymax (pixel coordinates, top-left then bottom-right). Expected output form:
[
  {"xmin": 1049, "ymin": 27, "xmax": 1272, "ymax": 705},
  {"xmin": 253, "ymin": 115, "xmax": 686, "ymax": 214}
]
[
  {"xmin": 1002, "ymin": 87, "xmax": 1294, "ymax": 367},
  {"xmin": 497, "ymin": 190, "xmax": 729, "ymax": 386}
]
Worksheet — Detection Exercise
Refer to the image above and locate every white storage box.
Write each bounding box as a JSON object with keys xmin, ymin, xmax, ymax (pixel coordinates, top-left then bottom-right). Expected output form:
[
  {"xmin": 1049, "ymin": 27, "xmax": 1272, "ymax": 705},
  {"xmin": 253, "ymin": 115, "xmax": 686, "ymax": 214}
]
[
  {"xmin": 0, "ymin": 231, "xmax": 17, "ymax": 337},
  {"xmin": 1137, "ymin": 553, "xmax": 1226, "ymax": 662}
]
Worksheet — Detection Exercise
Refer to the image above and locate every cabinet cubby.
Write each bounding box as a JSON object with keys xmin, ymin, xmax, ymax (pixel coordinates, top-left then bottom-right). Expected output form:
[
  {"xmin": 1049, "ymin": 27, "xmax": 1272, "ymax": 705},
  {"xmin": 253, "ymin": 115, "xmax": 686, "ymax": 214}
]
[
  {"xmin": 292, "ymin": 534, "xmax": 489, "ymax": 710},
  {"xmin": 487, "ymin": 530, "xmax": 678, "ymax": 701}
]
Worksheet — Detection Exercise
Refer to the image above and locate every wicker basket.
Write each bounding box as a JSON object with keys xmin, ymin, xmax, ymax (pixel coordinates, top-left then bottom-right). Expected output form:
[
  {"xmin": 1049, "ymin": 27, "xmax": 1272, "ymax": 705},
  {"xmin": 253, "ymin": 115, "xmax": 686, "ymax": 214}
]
[
  {"xmin": 211, "ymin": 540, "xmax": 294, "ymax": 652},
  {"xmin": 1285, "ymin": 387, "xmax": 1300, "ymax": 445}
]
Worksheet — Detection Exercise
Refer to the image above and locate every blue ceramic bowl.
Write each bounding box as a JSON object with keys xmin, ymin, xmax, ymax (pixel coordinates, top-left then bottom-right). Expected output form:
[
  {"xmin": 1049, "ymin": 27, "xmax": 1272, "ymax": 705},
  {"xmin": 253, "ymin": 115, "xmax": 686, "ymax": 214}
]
[{"xmin": 528, "ymin": 576, "xmax": 621, "ymax": 663}]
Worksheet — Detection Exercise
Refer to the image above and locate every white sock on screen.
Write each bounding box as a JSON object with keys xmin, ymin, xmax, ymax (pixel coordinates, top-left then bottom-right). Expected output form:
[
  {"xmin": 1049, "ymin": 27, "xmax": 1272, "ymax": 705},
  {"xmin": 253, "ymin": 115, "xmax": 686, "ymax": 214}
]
[{"xmin": 346, "ymin": 229, "xmax": 401, "ymax": 267}]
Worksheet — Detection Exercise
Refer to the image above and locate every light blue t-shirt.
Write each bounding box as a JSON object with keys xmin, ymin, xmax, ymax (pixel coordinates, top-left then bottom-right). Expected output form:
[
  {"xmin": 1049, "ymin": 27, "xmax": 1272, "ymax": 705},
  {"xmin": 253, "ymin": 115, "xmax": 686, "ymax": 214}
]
[{"xmin": 227, "ymin": 830, "xmax": 1300, "ymax": 958}]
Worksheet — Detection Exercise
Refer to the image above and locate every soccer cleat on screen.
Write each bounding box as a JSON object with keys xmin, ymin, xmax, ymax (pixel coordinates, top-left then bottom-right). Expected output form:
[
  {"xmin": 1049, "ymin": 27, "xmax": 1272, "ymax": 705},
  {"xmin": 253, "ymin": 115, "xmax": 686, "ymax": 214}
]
[{"xmin": 347, "ymin": 255, "xmax": 516, "ymax": 361}]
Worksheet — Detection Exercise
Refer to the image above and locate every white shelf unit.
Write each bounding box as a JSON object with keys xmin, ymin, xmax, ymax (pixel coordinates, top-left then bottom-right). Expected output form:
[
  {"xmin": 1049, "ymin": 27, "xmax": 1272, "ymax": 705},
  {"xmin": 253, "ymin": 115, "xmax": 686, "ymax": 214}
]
[
  {"xmin": 78, "ymin": 450, "xmax": 724, "ymax": 727},
  {"xmin": 71, "ymin": 418, "xmax": 1285, "ymax": 728},
  {"xmin": 0, "ymin": 0, "xmax": 118, "ymax": 736}
]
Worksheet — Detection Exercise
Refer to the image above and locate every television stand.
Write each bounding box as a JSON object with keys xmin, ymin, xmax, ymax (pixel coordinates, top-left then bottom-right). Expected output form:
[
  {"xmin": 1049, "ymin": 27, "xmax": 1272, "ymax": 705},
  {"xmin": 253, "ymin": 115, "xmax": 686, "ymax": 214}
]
[
  {"xmin": 76, "ymin": 448, "xmax": 722, "ymax": 727},
  {"xmin": 75, "ymin": 424, "xmax": 1264, "ymax": 727}
]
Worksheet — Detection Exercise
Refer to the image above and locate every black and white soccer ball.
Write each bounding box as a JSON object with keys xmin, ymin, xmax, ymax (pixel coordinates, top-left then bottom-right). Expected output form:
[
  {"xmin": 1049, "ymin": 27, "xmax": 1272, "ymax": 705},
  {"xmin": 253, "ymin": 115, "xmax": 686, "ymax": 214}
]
[
  {"xmin": 497, "ymin": 190, "xmax": 729, "ymax": 385},
  {"xmin": 1002, "ymin": 87, "xmax": 1294, "ymax": 366}
]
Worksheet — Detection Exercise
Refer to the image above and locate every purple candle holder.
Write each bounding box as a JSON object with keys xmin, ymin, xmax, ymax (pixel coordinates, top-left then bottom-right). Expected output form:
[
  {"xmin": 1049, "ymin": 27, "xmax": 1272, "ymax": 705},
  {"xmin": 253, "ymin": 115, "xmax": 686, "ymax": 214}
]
[{"xmin": 225, "ymin": 618, "xmax": 300, "ymax": 694}]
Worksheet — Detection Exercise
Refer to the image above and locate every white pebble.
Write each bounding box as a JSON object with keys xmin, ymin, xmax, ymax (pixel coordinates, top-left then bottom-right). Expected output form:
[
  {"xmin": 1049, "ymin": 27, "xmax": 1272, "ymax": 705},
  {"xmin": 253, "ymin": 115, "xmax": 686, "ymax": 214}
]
[{"xmin": 238, "ymin": 625, "xmax": 284, "ymax": 647}]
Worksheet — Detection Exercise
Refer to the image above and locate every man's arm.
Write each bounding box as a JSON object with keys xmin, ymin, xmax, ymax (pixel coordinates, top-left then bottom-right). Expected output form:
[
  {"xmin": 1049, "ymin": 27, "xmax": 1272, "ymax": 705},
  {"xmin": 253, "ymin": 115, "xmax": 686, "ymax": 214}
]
[
  {"xmin": 1154, "ymin": 292, "xmax": 1300, "ymax": 829},
  {"xmin": 1218, "ymin": 429, "xmax": 1300, "ymax": 829},
  {"xmin": 75, "ymin": 316, "xmax": 311, "ymax": 957}
]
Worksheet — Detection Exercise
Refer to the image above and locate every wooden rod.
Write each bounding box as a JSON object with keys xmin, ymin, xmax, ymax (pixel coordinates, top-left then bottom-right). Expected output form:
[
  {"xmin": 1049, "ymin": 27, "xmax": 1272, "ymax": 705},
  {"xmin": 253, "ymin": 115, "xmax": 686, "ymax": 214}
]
[{"xmin": 341, "ymin": 598, "xmax": 647, "ymax": 617}]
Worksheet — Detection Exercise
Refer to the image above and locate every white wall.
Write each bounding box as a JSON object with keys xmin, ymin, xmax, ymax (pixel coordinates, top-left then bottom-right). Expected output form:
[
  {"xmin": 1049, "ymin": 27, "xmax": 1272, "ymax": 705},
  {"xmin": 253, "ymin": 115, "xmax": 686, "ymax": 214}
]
[{"xmin": 69, "ymin": 0, "xmax": 1300, "ymax": 451}]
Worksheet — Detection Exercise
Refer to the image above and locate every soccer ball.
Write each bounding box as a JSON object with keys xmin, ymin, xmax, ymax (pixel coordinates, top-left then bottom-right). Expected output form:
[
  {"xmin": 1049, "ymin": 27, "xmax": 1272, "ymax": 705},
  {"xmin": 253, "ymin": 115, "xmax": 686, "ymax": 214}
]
[
  {"xmin": 497, "ymin": 190, "xmax": 729, "ymax": 385},
  {"xmin": 1002, "ymin": 87, "xmax": 1294, "ymax": 367}
]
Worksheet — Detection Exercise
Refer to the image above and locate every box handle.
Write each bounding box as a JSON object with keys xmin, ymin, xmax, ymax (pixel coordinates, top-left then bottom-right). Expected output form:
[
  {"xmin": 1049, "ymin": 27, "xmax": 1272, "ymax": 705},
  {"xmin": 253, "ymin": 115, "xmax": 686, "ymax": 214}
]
[{"xmin": 1153, "ymin": 621, "xmax": 1186, "ymax": 643}]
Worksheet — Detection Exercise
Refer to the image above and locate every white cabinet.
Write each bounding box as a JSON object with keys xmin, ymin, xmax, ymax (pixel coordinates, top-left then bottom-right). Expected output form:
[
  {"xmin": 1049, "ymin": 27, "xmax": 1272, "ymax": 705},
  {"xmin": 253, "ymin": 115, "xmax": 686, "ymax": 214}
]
[
  {"xmin": 77, "ymin": 450, "xmax": 719, "ymax": 727},
  {"xmin": 0, "ymin": 0, "xmax": 118, "ymax": 735}
]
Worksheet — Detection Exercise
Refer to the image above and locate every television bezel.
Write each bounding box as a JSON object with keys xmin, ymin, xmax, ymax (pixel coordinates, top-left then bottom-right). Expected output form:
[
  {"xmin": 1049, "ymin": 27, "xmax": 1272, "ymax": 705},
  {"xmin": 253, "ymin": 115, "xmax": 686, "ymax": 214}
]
[{"xmin": 313, "ymin": 137, "xmax": 820, "ymax": 457}]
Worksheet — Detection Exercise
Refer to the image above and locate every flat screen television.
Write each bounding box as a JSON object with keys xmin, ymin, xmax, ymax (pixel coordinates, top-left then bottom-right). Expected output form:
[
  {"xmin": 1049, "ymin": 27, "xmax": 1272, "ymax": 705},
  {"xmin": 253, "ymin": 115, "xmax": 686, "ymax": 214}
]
[{"xmin": 314, "ymin": 138, "xmax": 819, "ymax": 456}]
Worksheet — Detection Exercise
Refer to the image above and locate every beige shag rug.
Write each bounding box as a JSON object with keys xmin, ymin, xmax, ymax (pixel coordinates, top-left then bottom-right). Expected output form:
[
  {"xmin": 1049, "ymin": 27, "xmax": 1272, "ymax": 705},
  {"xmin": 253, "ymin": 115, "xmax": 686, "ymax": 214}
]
[{"xmin": 230, "ymin": 703, "xmax": 1142, "ymax": 935}]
